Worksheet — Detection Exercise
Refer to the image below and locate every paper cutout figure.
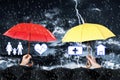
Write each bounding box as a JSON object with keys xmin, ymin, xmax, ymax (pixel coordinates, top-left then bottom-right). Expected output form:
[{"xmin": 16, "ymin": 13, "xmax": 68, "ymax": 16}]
[
  {"xmin": 34, "ymin": 43, "xmax": 48, "ymax": 55},
  {"xmin": 13, "ymin": 48, "xmax": 17, "ymax": 55},
  {"xmin": 17, "ymin": 42, "xmax": 23, "ymax": 55},
  {"xmin": 6, "ymin": 42, "xmax": 13, "ymax": 55}
]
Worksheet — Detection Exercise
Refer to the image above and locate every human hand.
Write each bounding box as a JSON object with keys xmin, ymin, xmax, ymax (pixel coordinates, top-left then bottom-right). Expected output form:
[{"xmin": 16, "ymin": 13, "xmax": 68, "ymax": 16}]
[
  {"xmin": 86, "ymin": 55, "xmax": 101, "ymax": 69},
  {"xmin": 20, "ymin": 54, "xmax": 33, "ymax": 67}
]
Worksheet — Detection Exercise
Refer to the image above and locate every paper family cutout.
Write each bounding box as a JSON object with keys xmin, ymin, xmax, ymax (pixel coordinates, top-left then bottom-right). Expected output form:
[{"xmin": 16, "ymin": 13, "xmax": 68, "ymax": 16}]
[
  {"xmin": 34, "ymin": 43, "xmax": 48, "ymax": 55},
  {"xmin": 6, "ymin": 42, "xmax": 23, "ymax": 55}
]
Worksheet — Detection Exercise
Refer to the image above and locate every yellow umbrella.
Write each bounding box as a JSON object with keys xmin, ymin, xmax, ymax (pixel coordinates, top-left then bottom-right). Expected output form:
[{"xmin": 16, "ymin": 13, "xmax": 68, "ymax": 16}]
[{"xmin": 62, "ymin": 23, "xmax": 116, "ymax": 42}]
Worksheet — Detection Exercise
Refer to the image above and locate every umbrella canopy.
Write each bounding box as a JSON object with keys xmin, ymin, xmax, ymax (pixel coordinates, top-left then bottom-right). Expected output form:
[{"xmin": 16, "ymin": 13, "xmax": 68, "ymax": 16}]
[
  {"xmin": 3, "ymin": 23, "xmax": 57, "ymax": 54},
  {"xmin": 62, "ymin": 23, "xmax": 116, "ymax": 42},
  {"xmin": 3, "ymin": 23, "xmax": 56, "ymax": 42}
]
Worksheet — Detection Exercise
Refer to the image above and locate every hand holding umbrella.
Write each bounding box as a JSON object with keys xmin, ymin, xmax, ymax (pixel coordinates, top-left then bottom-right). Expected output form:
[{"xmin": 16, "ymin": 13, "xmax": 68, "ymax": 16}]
[{"xmin": 20, "ymin": 54, "xmax": 32, "ymax": 66}]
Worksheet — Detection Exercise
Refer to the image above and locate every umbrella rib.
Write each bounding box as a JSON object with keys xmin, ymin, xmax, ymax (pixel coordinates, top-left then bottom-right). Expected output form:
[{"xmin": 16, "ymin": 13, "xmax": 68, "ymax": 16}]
[
  {"xmin": 44, "ymin": 32, "xmax": 48, "ymax": 42},
  {"xmin": 96, "ymin": 26, "xmax": 106, "ymax": 40}
]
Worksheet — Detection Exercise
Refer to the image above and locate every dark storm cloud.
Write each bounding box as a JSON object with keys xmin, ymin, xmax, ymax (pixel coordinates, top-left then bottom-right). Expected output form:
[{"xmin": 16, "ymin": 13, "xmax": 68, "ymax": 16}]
[{"xmin": 0, "ymin": 0, "xmax": 120, "ymax": 35}]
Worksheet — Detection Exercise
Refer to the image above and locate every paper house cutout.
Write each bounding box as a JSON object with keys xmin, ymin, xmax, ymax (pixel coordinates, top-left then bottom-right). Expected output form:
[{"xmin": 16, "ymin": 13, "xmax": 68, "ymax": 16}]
[{"xmin": 97, "ymin": 44, "xmax": 106, "ymax": 55}]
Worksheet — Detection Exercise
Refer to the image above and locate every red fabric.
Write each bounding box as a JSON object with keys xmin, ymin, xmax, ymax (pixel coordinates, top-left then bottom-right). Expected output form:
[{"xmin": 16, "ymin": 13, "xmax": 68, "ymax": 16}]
[{"xmin": 3, "ymin": 23, "xmax": 56, "ymax": 42}]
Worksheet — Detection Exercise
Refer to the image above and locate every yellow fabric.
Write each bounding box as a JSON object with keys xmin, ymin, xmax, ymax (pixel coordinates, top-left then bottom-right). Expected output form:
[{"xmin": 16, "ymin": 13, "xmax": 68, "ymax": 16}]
[{"xmin": 62, "ymin": 23, "xmax": 116, "ymax": 42}]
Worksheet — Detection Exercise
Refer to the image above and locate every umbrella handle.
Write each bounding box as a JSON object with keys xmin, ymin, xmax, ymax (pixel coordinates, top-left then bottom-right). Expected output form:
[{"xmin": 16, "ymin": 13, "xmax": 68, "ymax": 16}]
[
  {"xmin": 28, "ymin": 41, "xmax": 30, "ymax": 54},
  {"xmin": 87, "ymin": 42, "xmax": 93, "ymax": 55}
]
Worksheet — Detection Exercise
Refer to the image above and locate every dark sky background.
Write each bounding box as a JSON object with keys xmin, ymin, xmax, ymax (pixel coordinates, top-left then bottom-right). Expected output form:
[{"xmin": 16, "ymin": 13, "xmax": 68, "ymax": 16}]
[
  {"xmin": 0, "ymin": 0, "xmax": 120, "ymax": 33},
  {"xmin": 0, "ymin": 0, "xmax": 120, "ymax": 55}
]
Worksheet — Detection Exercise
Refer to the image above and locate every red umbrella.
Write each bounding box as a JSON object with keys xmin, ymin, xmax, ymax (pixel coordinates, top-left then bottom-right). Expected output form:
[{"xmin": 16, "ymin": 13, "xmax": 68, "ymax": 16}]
[{"xmin": 3, "ymin": 23, "xmax": 57, "ymax": 54}]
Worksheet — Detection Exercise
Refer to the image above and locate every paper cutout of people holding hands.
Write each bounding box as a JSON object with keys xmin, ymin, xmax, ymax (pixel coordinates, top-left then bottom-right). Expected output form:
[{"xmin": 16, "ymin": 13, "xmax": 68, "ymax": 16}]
[{"xmin": 6, "ymin": 42, "xmax": 13, "ymax": 55}]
